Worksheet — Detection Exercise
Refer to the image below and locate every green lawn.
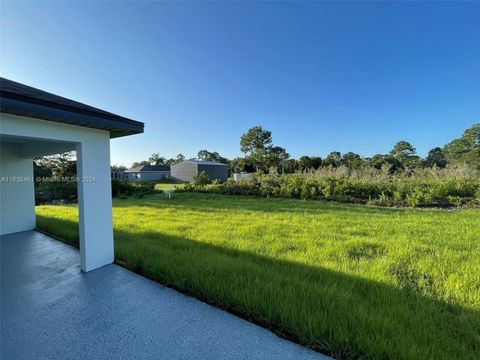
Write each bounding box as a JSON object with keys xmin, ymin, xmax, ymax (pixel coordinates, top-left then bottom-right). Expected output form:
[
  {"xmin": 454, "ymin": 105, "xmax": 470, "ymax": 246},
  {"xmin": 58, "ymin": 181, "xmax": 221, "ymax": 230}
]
[{"xmin": 36, "ymin": 193, "xmax": 480, "ymax": 359}]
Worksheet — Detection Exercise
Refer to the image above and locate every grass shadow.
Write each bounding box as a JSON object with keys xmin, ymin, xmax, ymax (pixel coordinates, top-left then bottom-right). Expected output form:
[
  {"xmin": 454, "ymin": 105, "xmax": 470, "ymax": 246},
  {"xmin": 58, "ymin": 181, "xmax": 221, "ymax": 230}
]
[{"xmin": 36, "ymin": 214, "xmax": 480, "ymax": 360}]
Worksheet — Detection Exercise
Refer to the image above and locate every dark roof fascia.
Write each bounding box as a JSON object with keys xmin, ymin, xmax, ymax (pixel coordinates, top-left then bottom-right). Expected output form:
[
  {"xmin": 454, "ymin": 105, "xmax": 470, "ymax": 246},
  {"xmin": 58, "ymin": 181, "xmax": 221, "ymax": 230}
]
[
  {"xmin": 1, "ymin": 91, "xmax": 144, "ymax": 138},
  {"xmin": 124, "ymin": 165, "xmax": 171, "ymax": 172},
  {"xmin": 137, "ymin": 170, "xmax": 171, "ymax": 173},
  {"xmin": 124, "ymin": 170, "xmax": 171, "ymax": 173}
]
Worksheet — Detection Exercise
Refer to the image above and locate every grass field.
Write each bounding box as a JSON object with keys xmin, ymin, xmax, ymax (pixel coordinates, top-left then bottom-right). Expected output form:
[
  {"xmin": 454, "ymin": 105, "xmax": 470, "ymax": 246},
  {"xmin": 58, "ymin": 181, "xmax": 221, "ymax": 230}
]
[{"xmin": 36, "ymin": 193, "xmax": 480, "ymax": 359}]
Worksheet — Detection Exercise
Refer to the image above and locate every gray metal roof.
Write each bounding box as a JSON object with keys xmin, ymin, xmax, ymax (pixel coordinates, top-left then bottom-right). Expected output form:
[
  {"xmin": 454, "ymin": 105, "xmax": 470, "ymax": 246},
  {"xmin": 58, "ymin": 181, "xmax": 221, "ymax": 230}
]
[
  {"xmin": 0, "ymin": 77, "xmax": 144, "ymax": 138},
  {"xmin": 183, "ymin": 159, "xmax": 228, "ymax": 166},
  {"xmin": 124, "ymin": 164, "xmax": 170, "ymax": 172}
]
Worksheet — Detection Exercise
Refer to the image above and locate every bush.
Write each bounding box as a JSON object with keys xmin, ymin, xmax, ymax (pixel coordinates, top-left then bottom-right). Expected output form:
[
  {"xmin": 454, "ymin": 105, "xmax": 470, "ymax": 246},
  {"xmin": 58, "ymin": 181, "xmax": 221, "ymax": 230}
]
[
  {"xmin": 178, "ymin": 166, "xmax": 480, "ymax": 208},
  {"xmin": 193, "ymin": 171, "xmax": 209, "ymax": 186},
  {"xmin": 35, "ymin": 180, "xmax": 77, "ymax": 205},
  {"xmin": 36, "ymin": 179, "xmax": 161, "ymax": 204},
  {"xmin": 111, "ymin": 179, "xmax": 134, "ymax": 197},
  {"xmin": 112, "ymin": 180, "xmax": 158, "ymax": 198}
]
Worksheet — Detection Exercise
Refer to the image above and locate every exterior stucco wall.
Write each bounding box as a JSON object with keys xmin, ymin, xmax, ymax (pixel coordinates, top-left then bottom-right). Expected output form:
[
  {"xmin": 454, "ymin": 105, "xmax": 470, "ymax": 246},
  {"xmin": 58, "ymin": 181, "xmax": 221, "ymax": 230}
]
[
  {"xmin": 0, "ymin": 143, "xmax": 35, "ymax": 235},
  {"xmin": 0, "ymin": 113, "xmax": 114, "ymax": 271}
]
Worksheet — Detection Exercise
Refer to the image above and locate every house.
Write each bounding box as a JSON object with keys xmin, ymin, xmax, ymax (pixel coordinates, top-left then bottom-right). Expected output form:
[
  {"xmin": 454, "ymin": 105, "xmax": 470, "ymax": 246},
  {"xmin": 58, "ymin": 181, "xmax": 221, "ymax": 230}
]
[
  {"xmin": 123, "ymin": 164, "xmax": 171, "ymax": 181},
  {"xmin": 0, "ymin": 77, "xmax": 143, "ymax": 271},
  {"xmin": 171, "ymin": 159, "xmax": 228, "ymax": 182}
]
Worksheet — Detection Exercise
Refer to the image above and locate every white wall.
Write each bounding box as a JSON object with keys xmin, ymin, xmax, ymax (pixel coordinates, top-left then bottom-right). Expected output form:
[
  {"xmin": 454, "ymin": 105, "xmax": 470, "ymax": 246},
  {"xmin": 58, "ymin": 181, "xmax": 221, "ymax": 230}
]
[
  {"xmin": 0, "ymin": 142, "xmax": 35, "ymax": 235},
  {"xmin": 0, "ymin": 114, "xmax": 114, "ymax": 271}
]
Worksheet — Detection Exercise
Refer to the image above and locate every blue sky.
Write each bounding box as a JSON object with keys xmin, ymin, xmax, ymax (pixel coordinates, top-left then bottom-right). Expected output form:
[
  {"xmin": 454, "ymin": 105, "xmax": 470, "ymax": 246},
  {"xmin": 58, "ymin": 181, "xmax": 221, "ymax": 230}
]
[{"xmin": 1, "ymin": 1, "xmax": 479, "ymax": 167}]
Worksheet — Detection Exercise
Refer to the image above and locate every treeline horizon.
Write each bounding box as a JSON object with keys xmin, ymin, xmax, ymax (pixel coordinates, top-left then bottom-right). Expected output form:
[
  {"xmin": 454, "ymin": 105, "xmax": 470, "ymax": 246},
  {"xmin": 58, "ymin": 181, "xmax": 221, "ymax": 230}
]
[{"xmin": 121, "ymin": 123, "xmax": 479, "ymax": 174}]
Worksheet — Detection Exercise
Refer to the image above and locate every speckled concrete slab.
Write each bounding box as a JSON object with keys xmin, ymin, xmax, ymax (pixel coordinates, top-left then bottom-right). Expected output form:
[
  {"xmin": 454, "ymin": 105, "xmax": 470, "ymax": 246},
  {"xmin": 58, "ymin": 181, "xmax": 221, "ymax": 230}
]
[{"xmin": 1, "ymin": 231, "xmax": 330, "ymax": 360}]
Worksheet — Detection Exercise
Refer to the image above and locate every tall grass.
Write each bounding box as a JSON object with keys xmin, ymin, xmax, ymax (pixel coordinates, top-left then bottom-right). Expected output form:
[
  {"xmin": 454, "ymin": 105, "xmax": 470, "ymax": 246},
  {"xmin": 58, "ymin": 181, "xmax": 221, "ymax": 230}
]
[{"xmin": 36, "ymin": 193, "xmax": 480, "ymax": 359}]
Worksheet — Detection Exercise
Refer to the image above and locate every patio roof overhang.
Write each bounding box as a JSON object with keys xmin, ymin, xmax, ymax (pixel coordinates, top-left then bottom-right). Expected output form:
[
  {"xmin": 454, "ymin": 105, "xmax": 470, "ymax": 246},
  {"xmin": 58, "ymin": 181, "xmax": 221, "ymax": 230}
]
[
  {"xmin": 0, "ymin": 78, "xmax": 144, "ymax": 138},
  {"xmin": 0, "ymin": 78, "xmax": 145, "ymax": 271}
]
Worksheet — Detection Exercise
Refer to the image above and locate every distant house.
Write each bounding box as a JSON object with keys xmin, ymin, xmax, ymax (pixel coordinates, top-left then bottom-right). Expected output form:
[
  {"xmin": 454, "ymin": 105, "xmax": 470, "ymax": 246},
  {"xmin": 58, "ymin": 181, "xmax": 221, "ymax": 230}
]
[
  {"xmin": 123, "ymin": 164, "xmax": 171, "ymax": 182},
  {"xmin": 171, "ymin": 159, "xmax": 228, "ymax": 183}
]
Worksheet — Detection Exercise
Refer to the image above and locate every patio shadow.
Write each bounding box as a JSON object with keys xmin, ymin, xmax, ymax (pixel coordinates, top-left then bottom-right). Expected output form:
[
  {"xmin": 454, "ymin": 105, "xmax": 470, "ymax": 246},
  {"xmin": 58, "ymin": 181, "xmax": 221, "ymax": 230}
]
[{"xmin": 35, "ymin": 214, "xmax": 480, "ymax": 360}]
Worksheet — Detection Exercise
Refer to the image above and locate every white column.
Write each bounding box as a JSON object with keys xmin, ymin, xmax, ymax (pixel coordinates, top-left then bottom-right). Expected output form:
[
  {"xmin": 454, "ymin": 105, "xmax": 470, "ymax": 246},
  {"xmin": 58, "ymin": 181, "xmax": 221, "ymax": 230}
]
[
  {"xmin": 76, "ymin": 135, "xmax": 114, "ymax": 272},
  {"xmin": 0, "ymin": 143, "xmax": 36, "ymax": 235}
]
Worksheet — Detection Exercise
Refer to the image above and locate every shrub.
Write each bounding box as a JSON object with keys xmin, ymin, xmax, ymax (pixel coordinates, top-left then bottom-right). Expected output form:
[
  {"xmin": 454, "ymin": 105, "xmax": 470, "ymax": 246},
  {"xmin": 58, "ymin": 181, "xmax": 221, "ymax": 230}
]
[
  {"xmin": 36, "ymin": 179, "xmax": 162, "ymax": 204},
  {"xmin": 476, "ymin": 188, "xmax": 480, "ymax": 201},
  {"xmin": 447, "ymin": 195, "xmax": 463, "ymax": 207},
  {"xmin": 111, "ymin": 179, "xmax": 134, "ymax": 197},
  {"xmin": 179, "ymin": 166, "xmax": 480, "ymax": 208},
  {"xmin": 112, "ymin": 180, "xmax": 158, "ymax": 198},
  {"xmin": 35, "ymin": 180, "xmax": 77, "ymax": 204},
  {"xmin": 181, "ymin": 182, "xmax": 196, "ymax": 192},
  {"xmin": 193, "ymin": 171, "xmax": 209, "ymax": 186}
]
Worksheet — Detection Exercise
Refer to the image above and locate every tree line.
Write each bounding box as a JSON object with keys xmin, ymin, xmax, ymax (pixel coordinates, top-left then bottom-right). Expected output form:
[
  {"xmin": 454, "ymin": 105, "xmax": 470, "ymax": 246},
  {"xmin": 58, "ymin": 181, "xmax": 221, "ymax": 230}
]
[
  {"xmin": 131, "ymin": 123, "xmax": 479, "ymax": 174},
  {"xmin": 32, "ymin": 122, "xmax": 478, "ymax": 205}
]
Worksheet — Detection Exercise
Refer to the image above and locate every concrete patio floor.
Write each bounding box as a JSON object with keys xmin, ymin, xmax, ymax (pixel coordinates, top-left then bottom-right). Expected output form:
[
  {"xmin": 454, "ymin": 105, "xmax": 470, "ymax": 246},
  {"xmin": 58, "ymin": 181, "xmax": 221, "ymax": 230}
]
[{"xmin": 1, "ymin": 231, "xmax": 329, "ymax": 360}]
